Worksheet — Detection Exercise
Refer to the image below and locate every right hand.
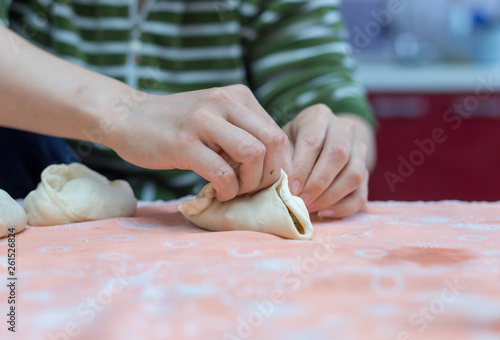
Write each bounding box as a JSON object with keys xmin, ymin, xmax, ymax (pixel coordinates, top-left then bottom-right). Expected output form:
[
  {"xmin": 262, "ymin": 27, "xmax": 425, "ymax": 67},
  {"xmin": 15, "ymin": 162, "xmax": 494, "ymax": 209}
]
[{"xmin": 106, "ymin": 85, "xmax": 291, "ymax": 201}]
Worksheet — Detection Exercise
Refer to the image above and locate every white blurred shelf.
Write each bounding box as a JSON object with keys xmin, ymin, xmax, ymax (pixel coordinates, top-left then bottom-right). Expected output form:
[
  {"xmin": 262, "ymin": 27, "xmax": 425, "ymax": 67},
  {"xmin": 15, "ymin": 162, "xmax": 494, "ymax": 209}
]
[{"xmin": 356, "ymin": 62, "xmax": 500, "ymax": 93}]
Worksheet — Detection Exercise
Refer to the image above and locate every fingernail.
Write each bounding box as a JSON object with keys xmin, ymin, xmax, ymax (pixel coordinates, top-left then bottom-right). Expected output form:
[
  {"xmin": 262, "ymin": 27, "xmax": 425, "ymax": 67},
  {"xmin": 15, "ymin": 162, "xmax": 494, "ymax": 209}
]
[
  {"xmin": 318, "ymin": 209, "xmax": 335, "ymax": 218},
  {"xmin": 291, "ymin": 180, "xmax": 301, "ymax": 195},
  {"xmin": 299, "ymin": 193, "xmax": 310, "ymax": 205}
]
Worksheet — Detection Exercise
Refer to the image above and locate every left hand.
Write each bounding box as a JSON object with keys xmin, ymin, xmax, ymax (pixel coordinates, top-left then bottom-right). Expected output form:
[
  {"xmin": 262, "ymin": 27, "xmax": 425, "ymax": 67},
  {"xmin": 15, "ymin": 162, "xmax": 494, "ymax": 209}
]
[{"xmin": 282, "ymin": 104, "xmax": 371, "ymax": 218}]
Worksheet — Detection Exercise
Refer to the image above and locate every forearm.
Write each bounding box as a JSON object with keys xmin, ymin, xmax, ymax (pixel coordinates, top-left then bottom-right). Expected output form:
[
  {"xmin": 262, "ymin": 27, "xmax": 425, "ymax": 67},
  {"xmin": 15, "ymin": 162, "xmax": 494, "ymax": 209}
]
[
  {"xmin": 337, "ymin": 113, "xmax": 377, "ymax": 172},
  {"xmin": 0, "ymin": 25, "xmax": 131, "ymax": 147}
]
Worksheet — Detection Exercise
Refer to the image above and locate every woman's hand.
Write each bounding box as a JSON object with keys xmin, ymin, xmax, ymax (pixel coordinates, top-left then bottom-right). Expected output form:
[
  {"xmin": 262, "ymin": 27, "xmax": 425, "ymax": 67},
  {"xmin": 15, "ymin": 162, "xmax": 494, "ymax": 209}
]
[
  {"xmin": 0, "ymin": 27, "xmax": 290, "ymax": 200},
  {"xmin": 283, "ymin": 104, "xmax": 375, "ymax": 218},
  {"xmin": 107, "ymin": 85, "xmax": 291, "ymax": 202}
]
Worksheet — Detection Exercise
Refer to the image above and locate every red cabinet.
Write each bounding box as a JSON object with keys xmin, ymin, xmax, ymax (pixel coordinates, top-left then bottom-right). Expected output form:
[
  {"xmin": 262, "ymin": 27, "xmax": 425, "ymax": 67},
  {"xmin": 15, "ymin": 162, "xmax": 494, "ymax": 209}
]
[{"xmin": 368, "ymin": 92, "xmax": 500, "ymax": 201}]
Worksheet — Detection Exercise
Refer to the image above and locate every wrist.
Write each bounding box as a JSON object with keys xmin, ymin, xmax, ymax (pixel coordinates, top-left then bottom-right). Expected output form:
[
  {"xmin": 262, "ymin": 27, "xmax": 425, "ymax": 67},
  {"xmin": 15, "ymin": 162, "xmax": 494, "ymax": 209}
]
[{"xmin": 76, "ymin": 78, "xmax": 143, "ymax": 151}]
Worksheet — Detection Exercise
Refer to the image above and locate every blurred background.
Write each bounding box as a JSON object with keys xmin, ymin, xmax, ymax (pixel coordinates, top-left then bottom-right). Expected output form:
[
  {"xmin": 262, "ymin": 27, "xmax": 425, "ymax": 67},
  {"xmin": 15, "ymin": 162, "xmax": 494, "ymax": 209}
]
[{"xmin": 341, "ymin": 0, "xmax": 500, "ymax": 201}]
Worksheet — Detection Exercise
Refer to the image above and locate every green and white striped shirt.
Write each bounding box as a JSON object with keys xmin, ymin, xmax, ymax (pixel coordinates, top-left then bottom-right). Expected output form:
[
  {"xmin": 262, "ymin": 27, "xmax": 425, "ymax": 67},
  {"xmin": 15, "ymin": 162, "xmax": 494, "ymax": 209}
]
[{"xmin": 0, "ymin": 0, "xmax": 374, "ymax": 200}]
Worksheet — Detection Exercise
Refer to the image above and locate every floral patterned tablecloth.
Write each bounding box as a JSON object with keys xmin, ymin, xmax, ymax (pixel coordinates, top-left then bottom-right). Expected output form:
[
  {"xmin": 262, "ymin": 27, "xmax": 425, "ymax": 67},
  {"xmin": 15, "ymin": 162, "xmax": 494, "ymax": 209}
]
[{"xmin": 1, "ymin": 200, "xmax": 499, "ymax": 340}]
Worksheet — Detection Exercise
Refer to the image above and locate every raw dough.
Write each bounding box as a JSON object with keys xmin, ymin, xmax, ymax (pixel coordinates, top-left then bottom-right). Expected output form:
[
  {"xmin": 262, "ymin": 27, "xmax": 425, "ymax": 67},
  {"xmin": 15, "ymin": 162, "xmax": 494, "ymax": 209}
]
[
  {"xmin": 0, "ymin": 189, "xmax": 27, "ymax": 238},
  {"xmin": 178, "ymin": 170, "xmax": 313, "ymax": 240},
  {"xmin": 24, "ymin": 163, "xmax": 137, "ymax": 226}
]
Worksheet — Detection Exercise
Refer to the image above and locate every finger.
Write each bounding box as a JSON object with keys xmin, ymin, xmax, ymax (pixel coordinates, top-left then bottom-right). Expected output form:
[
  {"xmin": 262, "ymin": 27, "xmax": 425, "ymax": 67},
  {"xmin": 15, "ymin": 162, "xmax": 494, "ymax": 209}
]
[
  {"xmin": 225, "ymin": 85, "xmax": 291, "ymax": 187},
  {"xmin": 300, "ymin": 118, "xmax": 354, "ymax": 207},
  {"xmin": 317, "ymin": 169, "xmax": 369, "ymax": 219},
  {"xmin": 282, "ymin": 138, "xmax": 294, "ymax": 179},
  {"xmin": 200, "ymin": 118, "xmax": 266, "ymax": 195},
  {"xmin": 254, "ymin": 124, "xmax": 288, "ymax": 189},
  {"xmin": 308, "ymin": 140, "xmax": 367, "ymax": 212},
  {"xmin": 184, "ymin": 142, "xmax": 239, "ymax": 201},
  {"xmin": 217, "ymin": 150, "xmax": 239, "ymax": 173},
  {"xmin": 224, "ymin": 103, "xmax": 287, "ymax": 191},
  {"xmin": 282, "ymin": 123, "xmax": 296, "ymax": 190},
  {"xmin": 203, "ymin": 85, "xmax": 286, "ymax": 190},
  {"xmin": 224, "ymin": 84, "xmax": 273, "ymax": 120},
  {"xmin": 289, "ymin": 108, "xmax": 329, "ymax": 200}
]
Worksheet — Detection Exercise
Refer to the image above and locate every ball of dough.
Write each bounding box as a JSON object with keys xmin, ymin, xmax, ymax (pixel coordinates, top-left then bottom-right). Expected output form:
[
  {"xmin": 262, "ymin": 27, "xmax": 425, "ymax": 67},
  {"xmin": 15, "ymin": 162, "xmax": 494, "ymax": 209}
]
[
  {"xmin": 24, "ymin": 163, "xmax": 137, "ymax": 226},
  {"xmin": 0, "ymin": 189, "xmax": 27, "ymax": 238}
]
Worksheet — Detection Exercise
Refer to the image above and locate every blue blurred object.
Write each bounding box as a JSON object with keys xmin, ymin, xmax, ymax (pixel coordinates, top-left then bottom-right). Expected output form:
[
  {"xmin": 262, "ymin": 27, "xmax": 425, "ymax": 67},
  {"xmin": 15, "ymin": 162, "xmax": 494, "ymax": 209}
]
[
  {"xmin": 341, "ymin": 0, "xmax": 449, "ymax": 63},
  {"xmin": 0, "ymin": 128, "xmax": 77, "ymax": 199},
  {"xmin": 447, "ymin": 2, "xmax": 473, "ymax": 62},
  {"xmin": 471, "ymin": 5, "xmax": 500, "ymax": 64},
  {"xmin": 341, "ymin": 0, "xmax": 500, "ymax": 64},
  {"xmin": 340, "ymin": 0, "xmax": 394, "ymax": 61}
]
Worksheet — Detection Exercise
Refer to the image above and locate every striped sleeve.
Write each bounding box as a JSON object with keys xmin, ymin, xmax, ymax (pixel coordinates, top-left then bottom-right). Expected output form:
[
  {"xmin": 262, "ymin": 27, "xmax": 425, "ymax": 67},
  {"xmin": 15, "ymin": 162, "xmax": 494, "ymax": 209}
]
[
  {"xmin": 0, "ymin": 0, "xmax": 10, "ymax": 26},
  {"xmin": 241, "ymin": 0, "xmax": 375, "ymax": 127}
]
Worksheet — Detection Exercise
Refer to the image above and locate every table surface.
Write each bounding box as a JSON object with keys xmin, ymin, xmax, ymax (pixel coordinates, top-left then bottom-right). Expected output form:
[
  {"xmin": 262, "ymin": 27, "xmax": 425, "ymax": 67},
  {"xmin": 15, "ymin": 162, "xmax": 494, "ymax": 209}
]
[{"xmin": 1, "ymin": 200, "xmax": 499, "ymax": 340}]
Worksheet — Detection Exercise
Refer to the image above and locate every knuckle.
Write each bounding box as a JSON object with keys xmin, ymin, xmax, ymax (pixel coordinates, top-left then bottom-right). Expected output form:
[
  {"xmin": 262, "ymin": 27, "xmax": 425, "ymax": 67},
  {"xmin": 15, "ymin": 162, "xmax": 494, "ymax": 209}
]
[
  {"xmin": 339, "ymin": 115, "xmax": 354, "ymax": 126},
  {"xmin": 272, "ymin": 130, "xmax": 288, "ymax": 148},
  {"xmin": 327, "ymin": 143, "xmax": 350, "ymax": 163},
  {"xmin": 357, "ymin": 194, "xmax": 368, "ymax": 209},
  {"xmin": 192, "ymin": 107, "xmax": 212, "ymax": 121},
  {"xmin": 348, "ymin": 119, "xmax": 355, "ymax": 131},
  {"xmin": 308, "ymin": 176, "xmax": 327, "ymax": 192},
  {"xmin": 359, "ymin": 141, "xmax": 368, "ymax": 158},
  {"xmin": 206, "ymin": 87, "xmax": 232, "ymax": 103},
  {"xmin": 346, "ymin": 121, "xmax": 355, "ymax": 134},
  {"xmin": 259, "ymin": 127, "xmax": 287, "ymax": 147},
  {"xmin": 294, "ymin": 161, "xmax": 310, "ymax": 174},
  {"xmin": 228, "ymin": 84, "xmax": 252, "ymax": 96},
  {"xmin": 302, "ymin": 136, "xmax": 323, "ymax": 151},
  {"xmin": 311, "ymin": 103, "xmax": 331, "ymax": 113},
  {"xmin": 298, "ymin": 103, "xmax": 332, "ymax": 122},
  {"xmin": 243, "ymin": 141, "xmax": 266, "ymax": 161},
  {"xmin": 349, "ymin": 165, "xmax": 366, "ymax": 187},
  {"xmin": 358, "ymin": 140, "xmax": 367, "ymax": 152},
  {"xmin": 313, "ymin": 103, "xmax": 333, "ymax": 121}
]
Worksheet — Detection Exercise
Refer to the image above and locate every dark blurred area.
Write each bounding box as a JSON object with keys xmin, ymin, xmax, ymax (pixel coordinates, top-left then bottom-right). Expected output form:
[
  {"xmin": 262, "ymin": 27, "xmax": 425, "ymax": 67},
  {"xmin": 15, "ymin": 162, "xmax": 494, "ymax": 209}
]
[{"xmin": 341, "ymin": 0, "xmax": 500, "ymax": 201}]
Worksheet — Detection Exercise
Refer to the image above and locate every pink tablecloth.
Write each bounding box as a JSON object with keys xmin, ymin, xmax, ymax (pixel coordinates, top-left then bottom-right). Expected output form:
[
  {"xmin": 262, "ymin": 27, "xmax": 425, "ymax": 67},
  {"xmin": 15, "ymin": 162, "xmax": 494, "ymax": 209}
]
[{"xmin": 1, "ymin": 201, "xmax": 499, "ymax": 340}]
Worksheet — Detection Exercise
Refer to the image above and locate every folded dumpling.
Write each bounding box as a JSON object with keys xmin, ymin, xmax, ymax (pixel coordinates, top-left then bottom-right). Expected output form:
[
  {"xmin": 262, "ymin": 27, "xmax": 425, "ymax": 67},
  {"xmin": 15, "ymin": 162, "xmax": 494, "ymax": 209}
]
[
  {"xmin": 178, "ymin": 170, "xmax": 313, "ymax": 240},
  {"xmin": 0, "ymin": 189, "xmax": 27, "ymax": 238},
  {"xmin": 24, "ymin": 163, "xmax": 137, "ymax": 226}
]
